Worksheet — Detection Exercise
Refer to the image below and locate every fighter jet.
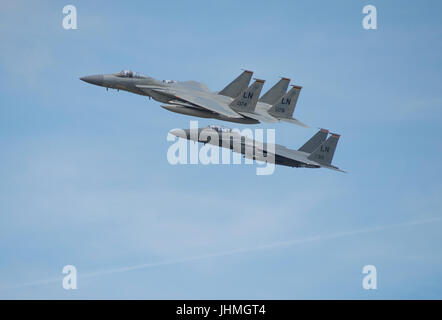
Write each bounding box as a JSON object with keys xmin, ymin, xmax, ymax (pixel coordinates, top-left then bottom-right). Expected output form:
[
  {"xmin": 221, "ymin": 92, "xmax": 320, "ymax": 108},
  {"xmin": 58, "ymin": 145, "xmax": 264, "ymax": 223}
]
[
  {"xmin": 170, "ymin": 125, "xmax": 345, "ymax": 172},
  {"xmin": 80, "ymin": 70, "xmax": 308, "ymax": 127}
]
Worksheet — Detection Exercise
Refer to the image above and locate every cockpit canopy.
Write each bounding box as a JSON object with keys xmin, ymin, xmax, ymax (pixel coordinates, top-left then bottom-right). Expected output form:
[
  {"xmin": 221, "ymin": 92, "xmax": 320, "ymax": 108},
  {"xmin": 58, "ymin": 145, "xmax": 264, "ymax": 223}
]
[
  {"xmin": 162, "ymin": 79, "xmax": 177, "ymax": 84},
  {"xmin": 206, "ymin": 125, "xmax": 233, "ymax": 133},
  {"xmin": 114, "ymin": 70, "xmax": 147, "ymax": 79}
]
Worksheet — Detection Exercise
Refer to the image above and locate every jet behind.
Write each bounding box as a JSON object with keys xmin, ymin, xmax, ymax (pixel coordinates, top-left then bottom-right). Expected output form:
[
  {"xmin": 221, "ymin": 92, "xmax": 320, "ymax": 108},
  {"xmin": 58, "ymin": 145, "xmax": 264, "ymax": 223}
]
[{"xmin": 80, "ymin": 70, "xmax": 308, "ymax": 127}]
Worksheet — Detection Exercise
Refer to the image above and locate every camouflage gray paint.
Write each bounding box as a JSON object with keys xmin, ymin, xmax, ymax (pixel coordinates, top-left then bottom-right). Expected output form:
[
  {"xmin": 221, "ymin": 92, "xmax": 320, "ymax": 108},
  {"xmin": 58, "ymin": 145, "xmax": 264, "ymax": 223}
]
[
  {"xmin": 80, "ymin": 70, "xmax": 308, "ymax": 127},
  {"xmin": 170, "ymin": 126, "xmax": 345, "ymax": 172}
]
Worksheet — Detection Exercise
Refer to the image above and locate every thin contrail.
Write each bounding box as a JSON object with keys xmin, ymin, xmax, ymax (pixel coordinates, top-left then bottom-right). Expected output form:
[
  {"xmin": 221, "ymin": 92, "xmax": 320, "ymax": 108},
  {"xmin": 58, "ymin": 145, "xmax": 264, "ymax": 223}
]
[{"xmin": 1, "ymin": 216, "xmax": 441, "ymax": 290}]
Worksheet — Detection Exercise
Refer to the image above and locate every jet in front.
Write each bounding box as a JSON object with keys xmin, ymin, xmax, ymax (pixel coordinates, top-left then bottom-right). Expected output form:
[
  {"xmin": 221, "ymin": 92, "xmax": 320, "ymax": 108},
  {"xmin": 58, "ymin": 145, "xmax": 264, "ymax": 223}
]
[
  {"xmin": 80, "ymin": 70, "xmax": 308, "ymax": 127},
  {"xmin": 170, "ymin": 125, "xmax": 345, "ymax": 172}
]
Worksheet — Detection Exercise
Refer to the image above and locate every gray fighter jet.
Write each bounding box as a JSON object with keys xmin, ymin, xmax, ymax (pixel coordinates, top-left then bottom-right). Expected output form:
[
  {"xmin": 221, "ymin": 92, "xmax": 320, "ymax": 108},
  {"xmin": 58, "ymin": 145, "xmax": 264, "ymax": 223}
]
[
  {"xmin": 170, "ymin": 125, "xmax": 345, "ymax": 172},
  {"xmin": 80, "ymin": 70, "xmax": 308, "ymax": 127}
]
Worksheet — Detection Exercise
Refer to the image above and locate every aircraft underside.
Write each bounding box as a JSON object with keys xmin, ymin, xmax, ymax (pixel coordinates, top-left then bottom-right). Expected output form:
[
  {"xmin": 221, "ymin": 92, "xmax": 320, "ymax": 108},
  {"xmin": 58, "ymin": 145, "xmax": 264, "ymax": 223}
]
[
  {"xmin": 161, "ymin": 104, "xmax": 259, "ymax": 124},
  {"xmin": 274, "ymin": 155, "xmax": 320, "ymax": 168}
]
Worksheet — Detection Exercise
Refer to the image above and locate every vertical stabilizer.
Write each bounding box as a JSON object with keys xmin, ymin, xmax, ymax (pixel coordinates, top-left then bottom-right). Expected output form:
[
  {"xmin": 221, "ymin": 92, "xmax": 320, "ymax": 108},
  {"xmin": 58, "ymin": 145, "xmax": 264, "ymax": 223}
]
[
  {"xmin": 218, "ymin": 70, "xmax": 253, "ymax": 98},
  {"xmin": 268, "ymin": 85, "xmax": 302, "ymax": 119},
  {"xmin": 259, "ymin": 77, "xmax": 290, "ymax": 105},
  {"xmin": 307, "ymin": 133, "xmax": 340, "ymax": 165},
  {"xmin": 298, "ymin": 129, "xmax": 329, "ymax": 153},
  {"xmin": 229, "ymin": 79, "xmax": 265, "ymax": 113}
]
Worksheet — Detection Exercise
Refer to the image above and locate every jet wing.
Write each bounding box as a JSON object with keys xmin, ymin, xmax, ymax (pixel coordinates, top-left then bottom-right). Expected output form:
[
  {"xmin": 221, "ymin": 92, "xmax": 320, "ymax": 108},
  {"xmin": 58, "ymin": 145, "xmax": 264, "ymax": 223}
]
[
  {"xmin": 170, "ymin": 90, "xmax": 244, "ymax": 119},
  {"xmin": 136, "ymin": 85, "xmax": 243, "ymax": 119},
  {"xmin": 174, "ymin": 80, "xmax": 210, "ymax": 92}
]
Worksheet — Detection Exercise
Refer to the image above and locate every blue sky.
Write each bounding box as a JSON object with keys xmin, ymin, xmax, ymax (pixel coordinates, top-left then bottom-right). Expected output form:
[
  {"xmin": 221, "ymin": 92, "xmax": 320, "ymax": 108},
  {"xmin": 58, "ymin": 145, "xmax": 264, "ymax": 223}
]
[{"xmin": 0, "ymin": 0, "xmax": 441, "ymax": 299}]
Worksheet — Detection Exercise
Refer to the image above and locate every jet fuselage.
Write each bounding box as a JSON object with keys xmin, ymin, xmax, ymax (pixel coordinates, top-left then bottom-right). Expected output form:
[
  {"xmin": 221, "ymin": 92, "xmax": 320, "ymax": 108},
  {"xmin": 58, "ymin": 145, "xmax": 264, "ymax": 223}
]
[{"xmin": 80, "ymin": 72, "xmax": 261, "ymax": 124}]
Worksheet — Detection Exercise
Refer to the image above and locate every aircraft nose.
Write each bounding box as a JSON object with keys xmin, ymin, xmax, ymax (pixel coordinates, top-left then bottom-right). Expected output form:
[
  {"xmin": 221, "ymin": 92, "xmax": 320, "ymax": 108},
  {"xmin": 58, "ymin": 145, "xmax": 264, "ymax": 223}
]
[
  {"xmin": 80, "ymin": 74, "xmax": 104, "ymax": 86},
  {"xmin": 169, "ymin": 129, "xmax": 188, "ymax": 139}
]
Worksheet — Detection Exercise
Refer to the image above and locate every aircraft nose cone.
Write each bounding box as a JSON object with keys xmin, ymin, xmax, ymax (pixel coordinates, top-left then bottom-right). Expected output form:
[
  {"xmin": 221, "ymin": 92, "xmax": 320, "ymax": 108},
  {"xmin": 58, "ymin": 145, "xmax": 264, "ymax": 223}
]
[
  {"xmin": 170, "ymin": 129, "xmax": 188, "ymax": 139},
  {"xmin": 80, "ymin": 74, "xmax": 104, "ymax": 86}
]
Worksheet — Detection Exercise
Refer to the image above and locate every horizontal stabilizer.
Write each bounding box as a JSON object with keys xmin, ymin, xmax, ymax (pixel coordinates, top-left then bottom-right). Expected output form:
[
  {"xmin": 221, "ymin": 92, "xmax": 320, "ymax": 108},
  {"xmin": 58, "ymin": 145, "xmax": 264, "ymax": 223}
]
[
  {"xmin": 320, "ymin": 165, "xmax": 347, "ymax": 173},
  {"xmin": 239, "ymin": 111, "xmax": 279, "ymax": 123},
  {"xmin": 280, "ymin": 118, "xmax": 309, "ymax": 128}
]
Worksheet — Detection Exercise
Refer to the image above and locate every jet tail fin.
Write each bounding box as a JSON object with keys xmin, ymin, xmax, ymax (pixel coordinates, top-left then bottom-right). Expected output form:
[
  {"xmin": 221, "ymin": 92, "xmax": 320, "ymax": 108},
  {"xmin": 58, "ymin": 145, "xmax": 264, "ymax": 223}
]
[
  {"xmin": 229, "ymin": 79, "xmax": 265, "ymax": 113},
  {"xmin": 298, "ymin": 129, "xmax": 329, "ymax": 153},
  {"xmin": 259, "ymin": 77, "xmax": 290, "ymax": 105},
  {"xmin": 268, "ymin": 85, "xmax": 302, "ymax": 119},
  {"xmin": 219, "ymin": 70, "xmax": 253, "ymax": 98},
  {"xmin": 307, "ymin": 133, "xmax": 341, "ymax": 165}
]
